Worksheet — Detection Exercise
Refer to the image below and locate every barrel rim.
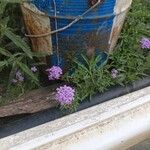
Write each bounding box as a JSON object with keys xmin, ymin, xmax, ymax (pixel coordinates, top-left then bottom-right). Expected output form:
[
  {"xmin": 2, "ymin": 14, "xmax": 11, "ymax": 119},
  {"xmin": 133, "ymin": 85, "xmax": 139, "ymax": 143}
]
[{"xmin": 22, "ymin": 2, "xmax": 131, "ymax": 20}]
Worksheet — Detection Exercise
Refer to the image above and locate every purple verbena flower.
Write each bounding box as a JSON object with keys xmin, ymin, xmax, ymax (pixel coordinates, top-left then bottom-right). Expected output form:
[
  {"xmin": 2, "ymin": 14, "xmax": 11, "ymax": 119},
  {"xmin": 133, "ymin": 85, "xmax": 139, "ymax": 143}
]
[
  {"xmin": 55, "ymin": 85, "xmax": 75, "ymax": 105},
  {"xmin": 16, "ymin": 70, "xmax": 24, "ymax": 82},
  {"xmin": 140, "ymin": 37, "xmax": 150, "ymax": 49},
  {"xmin": 46, "ymin": 66, "xmax": 62, "ymax": 80},
  {"xmin": 111, "ymin": 69, "xmax": 119, "ymax": 79},
  {"xmin": 31, "ymin": 66, "xmax": 38, "ymax": 73},
  {"xmin": 16, "ymin": 71, "xmax": 22, "ymax": 78},
  {"xmin": 18, "ymin": 76, "xmax": 24, "ymax": 82},
  {"xmin": 12, "ymin": 79, "xmax": 18, "ymax": 84}
]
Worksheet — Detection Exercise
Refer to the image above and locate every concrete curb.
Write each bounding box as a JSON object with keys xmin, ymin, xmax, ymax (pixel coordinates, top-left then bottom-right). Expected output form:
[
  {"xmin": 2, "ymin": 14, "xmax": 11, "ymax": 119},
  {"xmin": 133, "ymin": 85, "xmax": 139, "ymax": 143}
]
[{"xmin": 0, "ymin": 86, "xmax": 150, "ymax": 150}]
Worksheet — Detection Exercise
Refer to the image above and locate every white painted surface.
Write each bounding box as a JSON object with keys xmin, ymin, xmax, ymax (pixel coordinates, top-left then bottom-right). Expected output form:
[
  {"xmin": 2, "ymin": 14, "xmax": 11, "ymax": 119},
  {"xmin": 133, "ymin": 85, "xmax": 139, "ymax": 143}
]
[
  {"xmin": 114, "ymin": 0, "xmax": 132, "ymax": 15},
  {"xmin": 0, "ymin": 86, "xmax": 150, "ymax": 150},
  {"xmin": 109, "ymin": 0, "xmax": 132, "ymax": 51}
]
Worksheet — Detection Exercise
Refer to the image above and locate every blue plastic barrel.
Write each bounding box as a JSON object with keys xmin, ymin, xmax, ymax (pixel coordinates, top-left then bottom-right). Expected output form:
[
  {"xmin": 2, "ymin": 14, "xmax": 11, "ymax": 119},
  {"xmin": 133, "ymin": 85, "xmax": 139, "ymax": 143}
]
[{"xmin": 29, "ymin": 0, "xmax": 132, "ymax": 68}]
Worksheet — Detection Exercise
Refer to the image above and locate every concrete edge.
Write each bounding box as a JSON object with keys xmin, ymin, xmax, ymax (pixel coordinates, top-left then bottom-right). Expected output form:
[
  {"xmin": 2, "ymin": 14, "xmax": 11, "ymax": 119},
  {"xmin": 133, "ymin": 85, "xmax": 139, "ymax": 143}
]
[{"xmin": 0, "ymin": 86, "xmax": 150, "ymax": 150}]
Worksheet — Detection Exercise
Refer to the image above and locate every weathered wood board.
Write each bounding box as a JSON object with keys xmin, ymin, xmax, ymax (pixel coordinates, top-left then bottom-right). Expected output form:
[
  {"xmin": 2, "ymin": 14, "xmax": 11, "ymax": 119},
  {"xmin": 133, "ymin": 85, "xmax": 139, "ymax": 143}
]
[{"xmin": 0, "ymin": 86, "xmax": 58, "ymax": 118}]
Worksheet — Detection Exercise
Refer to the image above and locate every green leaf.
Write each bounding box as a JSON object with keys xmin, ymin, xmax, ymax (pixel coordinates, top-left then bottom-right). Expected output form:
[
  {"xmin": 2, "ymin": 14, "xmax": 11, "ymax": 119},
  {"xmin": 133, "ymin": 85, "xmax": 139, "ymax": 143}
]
[
  {"xmin": 0, "ymin": 1, "xmax": 7, "ymax": 15},
  {"xmin": 74, "ymin": 60, "xmax": 88, "ymax": 72},
  {"xmin": 4, "ymin": 0, "xmax": 24, "ymax": 3},
  {"xmin": 0, "ymin": 60, "xmax": 8, "ymax": 68},
  {"xmin": 32, "ymin": 62, "xmax": 46, "ymax": 66},
  {"xmin": 0, "ymin": 47, "xmax": 12, "ymax": 57},
  {"xmin": 4, "ymin": 29, "xmax": 33, "ymax": 59},
  {"xmin": 1, "ymin": 16, "xmax": 10, "ymax": 26},
  {"xmin": 81, "ymin": 54, "xmax": 90, "ymax": 66}
]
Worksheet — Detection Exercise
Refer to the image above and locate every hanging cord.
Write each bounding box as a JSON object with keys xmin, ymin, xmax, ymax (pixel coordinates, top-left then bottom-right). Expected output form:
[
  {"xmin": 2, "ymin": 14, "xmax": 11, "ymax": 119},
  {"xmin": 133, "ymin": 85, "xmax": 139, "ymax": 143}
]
[
  {"xmin": 52, "ymin": 0, "xmax": 60, "ymax": 64},
  {"xmin": 25, "ymin": 0, "xmax": 102, "ymax": 38}
]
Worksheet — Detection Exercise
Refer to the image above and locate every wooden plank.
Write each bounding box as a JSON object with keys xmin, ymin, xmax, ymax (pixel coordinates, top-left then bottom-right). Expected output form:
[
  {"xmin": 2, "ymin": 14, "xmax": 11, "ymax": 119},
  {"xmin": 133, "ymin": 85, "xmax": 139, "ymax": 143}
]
[
  {"xmin": 21, "ymin": 3, "xmax": 52, "ymax": 55},
  {"xmin": 0, "ymin": 86, "xmax": 58, "ymax": 118}
]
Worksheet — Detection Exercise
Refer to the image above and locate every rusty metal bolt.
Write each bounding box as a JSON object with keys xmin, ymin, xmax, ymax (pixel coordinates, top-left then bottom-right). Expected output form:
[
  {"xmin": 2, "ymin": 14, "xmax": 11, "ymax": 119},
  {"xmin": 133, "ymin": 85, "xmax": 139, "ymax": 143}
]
[{"xmin": 89, "ymin": 0, "xmax": 99, "ymax": 6}]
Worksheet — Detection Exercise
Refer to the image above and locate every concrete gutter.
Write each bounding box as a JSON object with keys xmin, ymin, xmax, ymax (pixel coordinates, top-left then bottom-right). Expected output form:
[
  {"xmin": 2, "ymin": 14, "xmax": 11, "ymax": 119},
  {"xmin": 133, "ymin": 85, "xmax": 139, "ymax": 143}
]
[{"xmin": 0, "ymin": 86, "xmax": 150, "ymax": 150}]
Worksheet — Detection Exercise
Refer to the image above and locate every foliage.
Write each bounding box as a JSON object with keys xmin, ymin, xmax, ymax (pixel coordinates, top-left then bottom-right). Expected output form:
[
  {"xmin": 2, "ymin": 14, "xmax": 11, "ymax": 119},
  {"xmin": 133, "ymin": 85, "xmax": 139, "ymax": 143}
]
[
  {"xmin": 62, "ymin": 0, "xmax": 150, "ymax": 110},
  {"xmin": 0, "ymin": 1, "xmax": 37, "ymax": 80},
  {"xmin": 0, "ymin": 0, "xmax": 46, "ymax": 103},
  {"xmin": 110, "ymin": 0, "xmax": 150, "ymax": 83},
  {"xmin": 0, "ymin": 0, "xmax": 149, "ymax": 108},
  {"xmin": 63, "ymin": 55, "xmax": 114, "ymax": 109}
]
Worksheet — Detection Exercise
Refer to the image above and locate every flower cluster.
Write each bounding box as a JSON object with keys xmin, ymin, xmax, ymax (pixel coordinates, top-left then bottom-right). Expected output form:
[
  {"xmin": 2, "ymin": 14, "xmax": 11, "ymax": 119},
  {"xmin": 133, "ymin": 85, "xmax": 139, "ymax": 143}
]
[
  {"xmin": 31, "ymin": 66, "xmax": 38, "ymax": 73},
  {"xmin": 12, "ymin": 70, "xmax": 24, "ymax": 84},
  {"xmin": 16, "ymin": 71, "xmax": 24, "ymax": 82},
  {"xmin": 111, "ymin": 69, "xmax": 119, "ymax": 79},
  {"xmin": 46, "ymin": 66, "xmax": 62, "ymax": 80},
  {"xmin": 140, "ymin": 37, "xmax": 150, "ymax": 49},
  {"xmin": 46, "ymin": 66, "xmax": 75, "ymax": 105},
  {"xmin": 12, "ymin": 66, "xmax": 38, "ymax": 85},
  {"xmin": 55, "ymin": 85, "xmax": 75, "ymax": 105}
]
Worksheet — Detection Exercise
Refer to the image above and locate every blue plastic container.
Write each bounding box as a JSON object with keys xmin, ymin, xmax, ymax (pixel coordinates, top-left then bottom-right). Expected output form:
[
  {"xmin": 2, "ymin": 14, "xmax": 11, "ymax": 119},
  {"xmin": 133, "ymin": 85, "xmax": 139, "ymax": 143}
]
[{"xmin": 29, "ymin": 0, "xmax": 131, "ymax": 68}]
